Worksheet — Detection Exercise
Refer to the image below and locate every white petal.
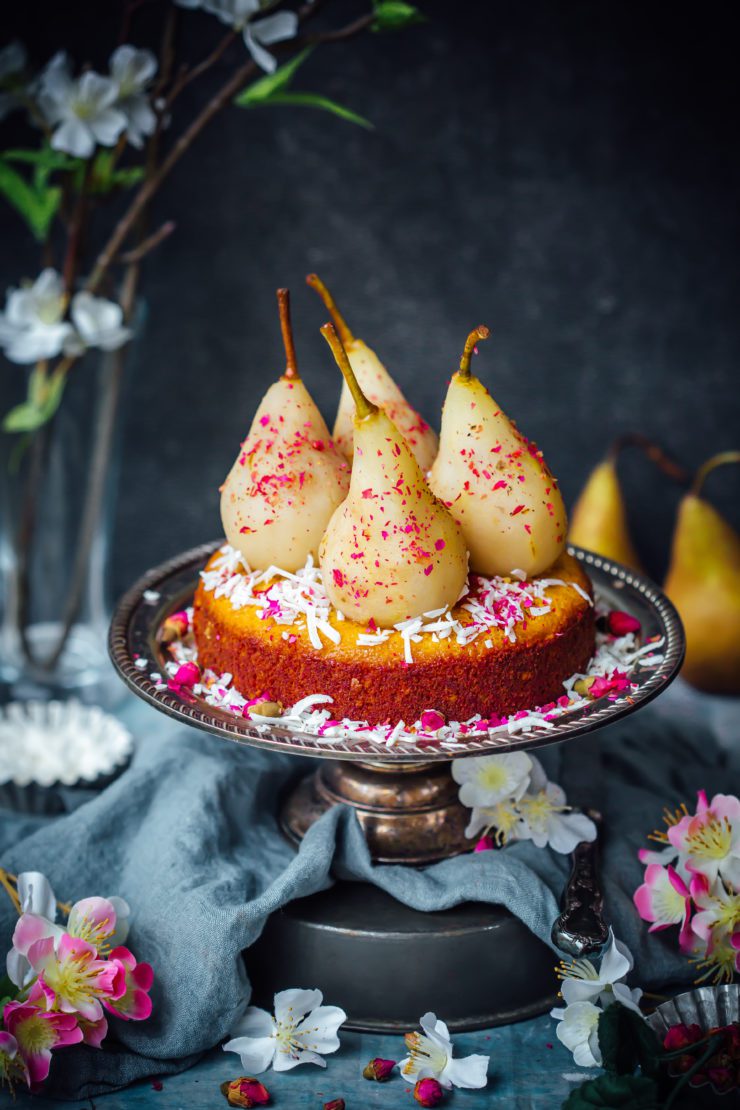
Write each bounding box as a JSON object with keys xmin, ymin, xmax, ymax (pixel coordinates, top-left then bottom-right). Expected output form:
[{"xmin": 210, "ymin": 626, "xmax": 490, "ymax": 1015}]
[
  {"xmin": 546, "ymin": 812, "xmax": 597, "ymax": 855},
  {"xmin": 560, "ymin": 978, "xmax": 602, "ymax": 1006},
  {"xmin": 71, "ymin": 292, "xmax": 124, "ymax": 344},
  {"xmin": 223, "ymin": 1034, "xmax": 275, "ymax": 1074},
  {"xmin": 6, "ymin": 949, "xmax": 31, "ymax": 989},
  {"xmin": 110, "ymin": 45, "xmax": 157, "ymax": 92},
  {"xmin": 107, "ymin": 896, "xmax": 131, "ymax": 947},
  {"xmin": 251, "ymin": 10, "xmax": 298, "ymax": 45},
  {"xmin": 90, "ymin": 106, "xmax": 127, "ymax": 147},
  {"xmin": 17, "ymin": 872, "xmax": 57, "ymax": 919},
  {"xmin": 243, "ymin": 27, "xmax": 278, "ymax": 73},
  {"xmin": 599, "ymin": 933, "xmax": 632, "ymax": 983},
  {"xmin": 229, "ymin": 1006, "xmax": 274, "ymax": 1039},
  {"xmin": 273, "ymin": 987, "xmax": 322, "ymax": 1025},
  {"xmin": 609, "ymin": 982, "xmax": 643, "ymax": 1015},
  {"xmin": 5, "ymin": 323, "xmax": 72, "ymax": 363},
  {"xmin": 420, "ymin": 1011, "xmax": 452, "ymax": 1054},
  {"xmin": 52, "ymin": 117, "xmax": 95, "ymax": 158},
  {"xmin": 527, "ymin": 754, "xmax": 548, "ymax": 793},
  {"xmin": 441, "ymin": 1052, "xmax": 490, "ymax": 1089},
  {"xmin": 77, "ymin": 71, "xmax": 119, "ymax": 112},
  {"xmin": 273, "ymin": 1046, "xmax": 325, "ymax": 1071},
  {"xmin": 294, "ymin": 1005, "xmax": 346, "ymax": 1054}
]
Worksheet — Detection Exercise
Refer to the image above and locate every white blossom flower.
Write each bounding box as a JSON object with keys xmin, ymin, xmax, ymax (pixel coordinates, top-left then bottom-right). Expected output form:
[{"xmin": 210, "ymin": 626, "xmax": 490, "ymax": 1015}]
[
  {"xmin": 38, "ymin": 52, "xmax": 127, "ymax": 158},
  {"xmin": 223, "ymin": 988, "xmax": 346, "ymax": 1072},
  {"xmin": 175, "ymin": 0, "xmax": 298, "ymax": 72},
  {"xmin": 451, "ymin": 752, "xmax": 532, "ymax": 809},
  {"xmin": 516, "ymin": 781, "xmax": 597, "ymax": 855},
  {"xmin": 109, "ymin": 45, "xmax": 157, "ymax": 148},
  {"xmin": 0, "ymin": 269, "xmax": 74, "ymax": 364},
  {"xmin": 68, "ymin": 292, "xmax": 131, "ymax": 353},
  {"xmin": 550, "ymin": 1000, "xmax": 602, "ymax": 1068},
  {"xmin": 559, "ymin": 932, "xmax": 643, "ymax": 1014},
  {"xmin": 400, "ymin": 1011, "xmax": 489, "ymax": 1089},
  {"xmin": 464, "ymin": 797, "xmax": 522, "ymax": 842},
  {"xmin": 0, "ymin": 40, "xmax": 27, "ymax": 121}
]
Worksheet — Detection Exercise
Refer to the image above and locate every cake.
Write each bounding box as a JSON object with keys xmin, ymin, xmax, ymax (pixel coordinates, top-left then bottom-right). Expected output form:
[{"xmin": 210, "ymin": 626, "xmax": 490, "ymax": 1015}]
[{"xmin": 194, "ymin": 547, "xmax": 594, "ymax": 724}]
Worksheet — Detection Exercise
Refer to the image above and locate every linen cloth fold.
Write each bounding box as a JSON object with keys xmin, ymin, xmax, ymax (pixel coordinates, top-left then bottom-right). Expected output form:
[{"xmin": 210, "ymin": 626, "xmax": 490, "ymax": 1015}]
[{"xmin": 0, "ymin": 682, "xmax": 736, "ymax": 1099}]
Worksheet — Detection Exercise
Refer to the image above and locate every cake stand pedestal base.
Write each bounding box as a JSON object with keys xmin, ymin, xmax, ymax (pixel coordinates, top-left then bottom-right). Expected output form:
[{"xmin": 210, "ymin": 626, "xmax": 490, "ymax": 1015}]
[
  {"xmin": 246, "ymin": 881, "xmax": 558, "ymax": 1032},
  {"xmin": 280, "ymin": 759, "xmax": 470, "ymax": 864}
]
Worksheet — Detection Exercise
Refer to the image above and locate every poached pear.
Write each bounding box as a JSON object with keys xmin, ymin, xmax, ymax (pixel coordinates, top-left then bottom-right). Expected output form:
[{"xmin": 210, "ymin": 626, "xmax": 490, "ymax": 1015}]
[
  {"xmin": 318, "ymin": 322, "xmax": 468, "ymax": 628},
  {"xmin": 569, "ymin": 457, "xmax": 643, "ymax": 571},
  {"xmin": 664, "ymin": 451, "xmax": 740, "ymax": 694},
  {"xmin": 306, "ymin": 273, "xmax": 438, "ymax": 470},
  {"xmin": 220, "ymin": 288, "xmax": 350, "ymax": 573},
  {"xmin": 429, "ymin": 327, "xmax": 568, "ymax": 578}
]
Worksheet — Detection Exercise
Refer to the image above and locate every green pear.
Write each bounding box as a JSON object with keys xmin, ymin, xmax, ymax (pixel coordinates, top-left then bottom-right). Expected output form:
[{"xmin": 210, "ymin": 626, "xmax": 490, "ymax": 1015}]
[
  {"xmin": 220, "ymin": 289, "xmax": 350, "ymax": 573},
  {"xmin": 318, "ymin": 322, "xmax": 467, "ymax": 628},
  {"xmin": 569, "ymin": 457, "xmax": 643, "ymax": 571},
  {"xmin": 665, "ymin": 452, "xmax": 740, "ymax": 694},
  {"xmin": 429, "ymin": 327, "xmax": 568, "ymax": 578},
  {"xmin": 306, "ymin": 274, "xmax": 438, "ymax": 470}
]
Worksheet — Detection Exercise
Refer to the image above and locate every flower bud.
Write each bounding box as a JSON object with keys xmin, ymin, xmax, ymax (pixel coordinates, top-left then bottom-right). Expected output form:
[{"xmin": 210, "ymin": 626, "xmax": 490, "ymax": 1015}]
[
  {"xmin": 362, "ymin": 1056, "xmax": 396, "ymax": 1082},
  {"xmin": 161, "ymin": 610, "xmax": 190, "ymax": 643},
  {"xmin": 573, "ymin": 676, "xmax": 596, "ymax": 698},
  {"xmin": 172, "ymin": 661, "xmax": 200, "ymax": 688},
  {"xmin": 322, "ymin": 1100, "xmax": 345, "ymax": 1110},
  {"xmin": 220, "ymin": 1077, "xmax": 271, "ymax": 1107},
  {"xmin": 607, "ymin": 610, "xmax": 641, "ymax": 637},
  {"xmin": 474, "ymin": 835, "xmax": 495, "ymax": 852},
  {"xmin": 414, "ymin": 1077, "xmax": 444, "ymax": 1106},
  {"xmin": 420, "ymin": 709, "xmax": 445, "ymax": 732}
]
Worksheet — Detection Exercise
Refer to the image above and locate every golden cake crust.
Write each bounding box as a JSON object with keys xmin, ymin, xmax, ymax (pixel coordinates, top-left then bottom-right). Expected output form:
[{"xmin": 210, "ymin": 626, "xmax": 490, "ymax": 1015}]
[{"xmin": 193, "ymin": 551, "xmax": 595, "ymax": 724}]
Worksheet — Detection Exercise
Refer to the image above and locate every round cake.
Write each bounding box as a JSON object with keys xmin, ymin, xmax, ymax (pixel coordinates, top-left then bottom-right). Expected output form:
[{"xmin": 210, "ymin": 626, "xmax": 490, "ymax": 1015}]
[{"xmin": 193, "ymin": 546, "xmax": 595, "ymax": 724}]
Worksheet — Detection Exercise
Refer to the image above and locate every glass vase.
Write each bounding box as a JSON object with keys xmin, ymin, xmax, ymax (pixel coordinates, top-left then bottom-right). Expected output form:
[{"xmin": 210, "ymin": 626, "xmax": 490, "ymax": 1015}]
[{"xmin": 0, "ymin": 321, "xmax": 139, "ymax": 706}]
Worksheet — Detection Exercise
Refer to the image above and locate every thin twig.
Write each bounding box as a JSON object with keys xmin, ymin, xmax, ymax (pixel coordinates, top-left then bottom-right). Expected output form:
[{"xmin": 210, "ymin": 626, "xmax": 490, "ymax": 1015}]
[
  {"xmin": 164, "ymin": 29, "xmax": 238, "ymax": 110},
  {"xmin": 304, "ymin": 11, "xmax": 375, "ymax": 44},
  {"xmin": 120, "ymin": 220, "xmax": 176, "ymax": 264}
]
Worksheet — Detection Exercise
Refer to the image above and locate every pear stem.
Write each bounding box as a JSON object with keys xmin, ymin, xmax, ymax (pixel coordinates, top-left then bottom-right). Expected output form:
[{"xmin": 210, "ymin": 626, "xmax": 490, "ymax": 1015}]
[
  {"xmin": 609, "ymin": 433, "xmax": 690, "ymax": 486},
  {"xmin": 276, "ymin": 287, "xmax": 299, "ymax": 380},
  {"xmin": 458, "ymin": 325, "xmax": 491, "ymax": 377},
  {"xmin": 306, "ymin": 273, "xmax": 355, "ymax": 348},
  {"xmin": 320, "ymin": 322, "xmax": 377, "ymax": 420},
  {"xmin": 691, "ymin": 450, "xmax": 740, "ymax": 497}
]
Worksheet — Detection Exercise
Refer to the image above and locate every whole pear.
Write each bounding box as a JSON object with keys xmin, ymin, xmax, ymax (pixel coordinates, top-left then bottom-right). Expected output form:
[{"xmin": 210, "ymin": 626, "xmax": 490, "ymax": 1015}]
[
  {"xmin": 220, "ymin": 289, "xmax": 350, "ymax": 572},
  {"xmin": 306, "ymin": 274, "xmax": 438, "ymax": 470},
  {"xmin": 569, "ymin": 457, "xmax": 643, "ymax": 571},
  {"xmin": 318, "ymin": 322, "xmax": 468, "ymax": 628},
  {"xmin": 664, "ymin": 452, "xmax": 740, "ymax": 694},
  {"xmin": 429, "ymin": 327, "xmax": 568, "ymax": 578}
]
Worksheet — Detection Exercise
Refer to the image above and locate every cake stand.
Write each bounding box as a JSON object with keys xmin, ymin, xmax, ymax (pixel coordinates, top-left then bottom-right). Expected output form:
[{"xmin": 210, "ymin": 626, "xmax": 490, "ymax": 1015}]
[{"xmin": 109, "ymin": 543, "xmax": 684, "ymax": 1030}]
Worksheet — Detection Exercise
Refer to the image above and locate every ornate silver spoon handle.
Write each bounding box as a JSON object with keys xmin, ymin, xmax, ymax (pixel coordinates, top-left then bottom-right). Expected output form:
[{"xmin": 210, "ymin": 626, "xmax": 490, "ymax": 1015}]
[{"xmin": 551, "ymin": 809, "xmax": 609, "ymax": 958}]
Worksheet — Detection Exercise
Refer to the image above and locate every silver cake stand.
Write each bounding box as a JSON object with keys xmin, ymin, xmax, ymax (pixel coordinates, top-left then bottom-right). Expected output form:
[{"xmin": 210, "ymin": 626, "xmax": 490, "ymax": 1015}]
[{"xmin": 109, "ymin": 543, "xmax": 684, "ymax": 1030}]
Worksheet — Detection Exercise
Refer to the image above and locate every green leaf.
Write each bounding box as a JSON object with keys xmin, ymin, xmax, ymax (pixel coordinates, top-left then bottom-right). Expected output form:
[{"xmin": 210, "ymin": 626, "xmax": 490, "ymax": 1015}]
[
  {"xmin": 598, "ymin": 1004, "xmax": 661, "ymax": 1079},
  {"xmin": 235, "ymin": 47, "xmax": 313, "ymax": 106},
  {"xmin": 3, "ymin": 369, "xmax": 67, "ymax": 433},
  {"xmin": 372, "ymin": 1, "xmax": 425, "ymax": 32},
  {"xmin": 0, "ymin": 157, "xmax": 61, "ymax": 241},
  {"xmin": 89, "ymin": 149, "xmax": 145, "ymax": 195},
  {"xmin": 261, "ymin": 91, "xmax": 373, "ymax": 129},
  {"xmin": 562, "ymin": 1073, "xmax": 658, "ymax": 1109},
  {"xmin": 2, "ymin": 147, "xmax": 80, "ymax": 172}
]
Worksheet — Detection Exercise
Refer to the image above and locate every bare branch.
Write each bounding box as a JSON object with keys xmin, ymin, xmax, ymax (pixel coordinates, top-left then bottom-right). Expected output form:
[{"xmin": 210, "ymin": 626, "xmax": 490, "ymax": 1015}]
[{"xmin": 119, "ymin": 220, "xmax": 176, "ymax": 264}]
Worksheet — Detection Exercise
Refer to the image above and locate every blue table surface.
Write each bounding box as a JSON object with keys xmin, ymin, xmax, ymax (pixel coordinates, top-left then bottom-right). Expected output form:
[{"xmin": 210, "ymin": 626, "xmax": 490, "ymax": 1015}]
[{"xmin": 10, "ymin": 1015, "xmax": 593, "ymax": 1109}]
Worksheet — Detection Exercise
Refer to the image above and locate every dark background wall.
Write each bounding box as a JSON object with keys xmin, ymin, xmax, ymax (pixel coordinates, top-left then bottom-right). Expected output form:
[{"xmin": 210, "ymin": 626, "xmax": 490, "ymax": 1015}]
[{"xmin": 2, "ymin": 1, "xmax": 739, "ymax": 599}]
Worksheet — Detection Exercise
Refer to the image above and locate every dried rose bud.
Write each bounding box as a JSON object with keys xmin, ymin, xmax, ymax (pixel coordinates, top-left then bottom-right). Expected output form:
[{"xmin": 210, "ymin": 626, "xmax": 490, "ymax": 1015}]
[
  {"xmin": 573, "ymin": 676, "xmax": 597, "ymax": 698},
  {"xmin": 414, "ymin": 1077, "xmax": 445, "ymax": 1106},
  {"xmin": 607, "ymin": 610, "xmax": 641, "ymax": 637},
  {"xmin": 161, "ymin": 610, "xmax": 190, "ymax": 643},
  {"xmin": 220, "ymin": 1076, "xmax": 271, "ymax": 1107},
  {"xmin": 171, "ymin": 661, "xmax": 200, "ymax": 688},
  {"xmin": 363, "ymin": 1057, "xmax": 396, "ymax": 1082},
  {"xmin": 322, "ymin": 1100, "xmax": 345, "ymax": 1110},
  {"xmin": 420, "ymin": 709, "xmax": 446, "ymax": 732},
  {"xmin": 474, "ymin": 835, "xmax": 495, "ymax": 852},
  {"xmin": 249, "ymin": 699, "xmax": 284, "ymax": 718}
]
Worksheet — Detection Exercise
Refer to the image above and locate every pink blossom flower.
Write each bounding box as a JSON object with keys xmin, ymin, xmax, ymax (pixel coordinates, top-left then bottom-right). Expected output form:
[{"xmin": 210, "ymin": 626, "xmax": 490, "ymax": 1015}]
[
  {"xmin": 633, "ymin": 864, "xmax": 694, "ymax": 951},
  {"xmin": 668, "ymin": 793, "xmax": 740, "ymax": 887},
  {"xmin": 2, "ymin": 1002, "xmax": 82, "ymax": 1089},
  {"xmin": 104, "ymin": 947, "xmax": 154, "ymax": 1021},
  {"xmin": 26, "ymin": 935, "xmax": 124, "ymax": 1022}
]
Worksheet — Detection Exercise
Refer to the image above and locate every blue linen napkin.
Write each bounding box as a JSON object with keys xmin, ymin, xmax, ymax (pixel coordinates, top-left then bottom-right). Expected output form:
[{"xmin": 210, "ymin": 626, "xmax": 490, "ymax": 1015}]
[{"xmin": 0, "ymin": 683, "xmax": 736, "ymax": 1099}]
